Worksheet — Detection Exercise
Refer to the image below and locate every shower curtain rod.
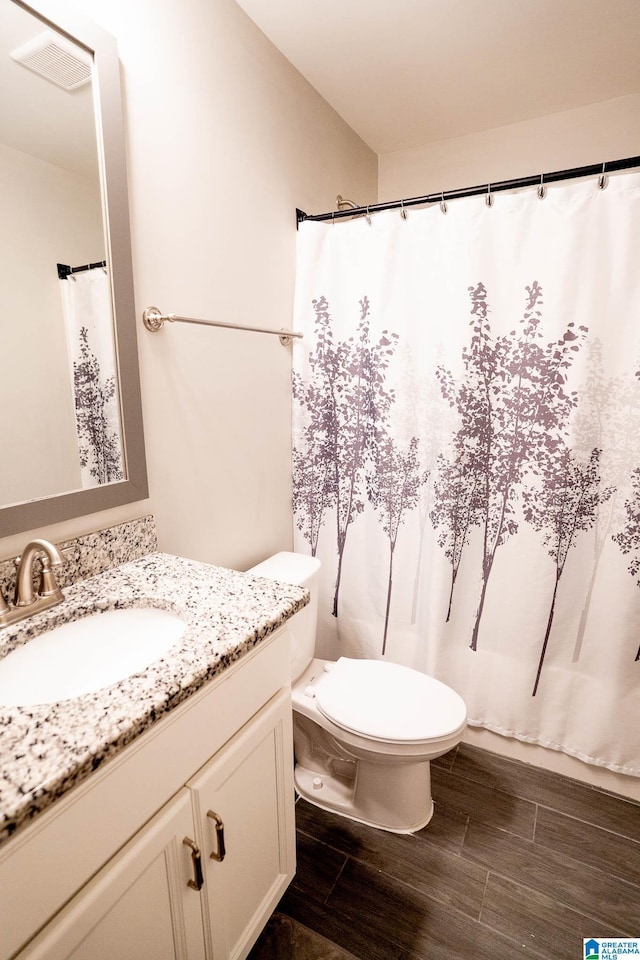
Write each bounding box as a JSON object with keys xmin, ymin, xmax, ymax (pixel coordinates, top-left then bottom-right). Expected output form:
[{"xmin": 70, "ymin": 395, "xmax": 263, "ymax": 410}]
[
  {"xmin": 57, "ymin": 260, "xmax": 106, "ymax": 279},
  {"xmin": 296, "ymin": 154, "xmax": 640, "ymax": 226}
]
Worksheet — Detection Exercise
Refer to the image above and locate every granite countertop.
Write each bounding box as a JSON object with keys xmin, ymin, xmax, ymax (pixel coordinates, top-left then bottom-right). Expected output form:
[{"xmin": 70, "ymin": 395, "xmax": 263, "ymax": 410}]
[{"xmin": 0, "ymin": 552, "xmax": 308, "ymax": 848}]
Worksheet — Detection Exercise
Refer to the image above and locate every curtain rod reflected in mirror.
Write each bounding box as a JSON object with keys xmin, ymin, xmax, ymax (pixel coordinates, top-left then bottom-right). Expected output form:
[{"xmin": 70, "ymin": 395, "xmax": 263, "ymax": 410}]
[{"xmin": 57, "ymin": 260, "xmax": 107, "ymax": 280}]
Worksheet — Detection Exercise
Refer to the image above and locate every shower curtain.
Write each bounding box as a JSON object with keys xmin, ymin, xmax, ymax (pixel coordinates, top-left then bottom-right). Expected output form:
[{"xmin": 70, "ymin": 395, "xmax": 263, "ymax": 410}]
[
  {"xmin": 59, "ymin": 266, "xmax": 124, "ymax": 487},
  {"xmin": 292, "ymin": 172, "xmax": 640, "ymax": 776}
]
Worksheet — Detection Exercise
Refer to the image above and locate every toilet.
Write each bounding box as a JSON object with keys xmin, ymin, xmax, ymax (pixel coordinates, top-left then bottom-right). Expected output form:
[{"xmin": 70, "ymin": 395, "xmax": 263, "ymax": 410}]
[{"xmin": 247, "ymin": 552, "xmax": 467, "ymax": 834}]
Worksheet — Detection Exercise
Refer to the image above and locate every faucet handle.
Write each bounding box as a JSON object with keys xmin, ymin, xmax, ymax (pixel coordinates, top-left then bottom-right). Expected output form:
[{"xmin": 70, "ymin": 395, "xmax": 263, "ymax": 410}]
[
  {"xmin": 0, "ymin": 561, "xmax": 19, "ymax": 621},
  {"xmin": 38, "ymin": 556, "xmax": 63, "ymax": 601},
  {"xmin": 0, "ymin": 591, "xmax": 10, "ymax": 618}
]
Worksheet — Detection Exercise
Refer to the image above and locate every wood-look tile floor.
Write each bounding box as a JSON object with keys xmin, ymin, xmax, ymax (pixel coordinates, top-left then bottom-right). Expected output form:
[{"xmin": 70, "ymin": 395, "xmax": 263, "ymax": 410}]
[{"xmin": 251, "ymin": 744, "xmax": 640, "ymax": 960}]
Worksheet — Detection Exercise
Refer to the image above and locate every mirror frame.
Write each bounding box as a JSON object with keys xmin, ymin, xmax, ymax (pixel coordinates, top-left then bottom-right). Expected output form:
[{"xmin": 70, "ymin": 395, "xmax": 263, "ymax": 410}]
[{"xmin": 1, "ymin": 0, "xmax": 148, "ymax": 537}]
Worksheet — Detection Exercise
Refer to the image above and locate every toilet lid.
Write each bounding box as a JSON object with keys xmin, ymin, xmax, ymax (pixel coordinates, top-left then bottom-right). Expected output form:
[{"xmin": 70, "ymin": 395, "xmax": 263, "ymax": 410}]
[{"xmin": 315, "ymin": 658, "xmax": 466, "ymax": 743}]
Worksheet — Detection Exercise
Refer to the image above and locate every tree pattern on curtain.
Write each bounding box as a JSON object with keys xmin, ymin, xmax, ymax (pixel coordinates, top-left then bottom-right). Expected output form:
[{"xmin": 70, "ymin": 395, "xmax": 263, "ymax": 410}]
[
  {"xmin": 292, "ymin": 294, "xmax": 400, "ymax": 619},
  {"xmin": 435, "ymin": 281, "xmax": 592, "ymax": 653},
  {"xmin": 74, "ymin": 326, "xmax": 123, "ymax": 484},
  {"xmin": 613, "ymin": 467, "xmax": 640, "ymax": 662},
  {"xmin": 366, "ymin": 433, "xmax": 429, "ymax": 653},
  {"xmin": 524, "ymin": 447, "xmax": 612, "ymax": 694},
  {"xmin": 292, "ymin": 281, "xmax": 640, "ymax": 694}
]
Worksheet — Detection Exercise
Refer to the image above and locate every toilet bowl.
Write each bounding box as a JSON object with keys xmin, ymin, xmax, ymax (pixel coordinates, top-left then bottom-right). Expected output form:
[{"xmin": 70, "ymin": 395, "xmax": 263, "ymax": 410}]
[{"xmin": 247, "ymin": 552, "xmax": 467, "ymax": 834}]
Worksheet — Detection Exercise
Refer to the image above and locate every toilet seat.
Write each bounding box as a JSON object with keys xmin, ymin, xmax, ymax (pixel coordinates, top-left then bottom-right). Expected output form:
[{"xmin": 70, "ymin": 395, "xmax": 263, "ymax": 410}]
[{"xmin": 314, "ymin": 657, "xmax": 467, "ymax": 744}]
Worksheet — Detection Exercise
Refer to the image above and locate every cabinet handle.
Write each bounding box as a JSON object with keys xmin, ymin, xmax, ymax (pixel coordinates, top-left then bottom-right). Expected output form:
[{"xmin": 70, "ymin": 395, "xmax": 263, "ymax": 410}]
[
  {"xmin": 183, "ymin": 836, "xmax": 204, "ymax": 891},
  {"xmin": 206, "ymin": 810, "xmax": 226, "ymax": 862}
]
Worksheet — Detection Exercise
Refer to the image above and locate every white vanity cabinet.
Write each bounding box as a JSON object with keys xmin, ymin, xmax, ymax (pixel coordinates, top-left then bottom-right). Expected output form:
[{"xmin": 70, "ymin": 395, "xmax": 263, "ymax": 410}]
[
  {"xmin": 16, "ymin": 788, "xmax": 208, "ymax": 960},
  {"xmin": 3, "ymin": 629, "xmax": 296, "ymax": 960},
  {"xmin": 189, "ymin": 691, "xmax": 294, "ymax": 959}
]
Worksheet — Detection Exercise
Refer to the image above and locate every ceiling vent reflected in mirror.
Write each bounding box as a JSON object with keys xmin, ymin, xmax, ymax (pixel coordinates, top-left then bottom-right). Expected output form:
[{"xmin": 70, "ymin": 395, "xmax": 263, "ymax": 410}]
[{"xmin": 10, "ymin": 30, "xmax": 91, "ymax": 90}]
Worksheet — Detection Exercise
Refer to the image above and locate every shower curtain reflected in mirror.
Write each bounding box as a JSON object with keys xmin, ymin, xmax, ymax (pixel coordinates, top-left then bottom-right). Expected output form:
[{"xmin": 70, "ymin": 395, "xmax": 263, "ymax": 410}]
[
  {"xmin": 292, "ymin": 172, "xmax": 640, "ymax": 777},
  {"xmin": 59, "ymin": 265, "xmax": 123, "ymax": 488}
]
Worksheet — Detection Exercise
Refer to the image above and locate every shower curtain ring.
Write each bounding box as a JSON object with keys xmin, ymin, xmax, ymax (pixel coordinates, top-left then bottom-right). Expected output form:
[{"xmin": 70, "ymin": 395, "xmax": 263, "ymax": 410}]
[
  {"xmin": 365, "ymin": 205, "xmax": 372, "ymax": 225},
  {"xmin": 537, "ymin": 174, "xmax": 547, "ymax": 199},
  {"xmin": 598, "ymin": 162, "xmax": 608, "ymax": 190},
  {"xmin": 440, "ymin": 192, "xmax": 448, "ymax": 214},
  {"xmin": 486, "ymin": 183, "xmax": 494, "ymax": 207},
  {"xmin": 400, "ymin": 199, "xmax": 408, "ymax": 220}
]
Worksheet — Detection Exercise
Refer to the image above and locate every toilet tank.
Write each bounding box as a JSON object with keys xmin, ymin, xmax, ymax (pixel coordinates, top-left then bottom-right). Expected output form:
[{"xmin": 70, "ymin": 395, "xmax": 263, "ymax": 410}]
[{"xmin": 247, "ymin": 552, "xmax": 320, "ymax": 682}]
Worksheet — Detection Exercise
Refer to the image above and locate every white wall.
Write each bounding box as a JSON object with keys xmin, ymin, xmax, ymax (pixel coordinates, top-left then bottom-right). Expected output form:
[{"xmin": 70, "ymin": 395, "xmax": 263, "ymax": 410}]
[
  {"xmin": 0, "ymin": 143, "xmax": 103, "ymax": 505},
  {"xmin": 379, "ymin": 93, "xmax": 640, "ymax": 201},
  {"xmin": 380, "ymin": 93, "xmax": 640, "ymax": 803},
  {"xmin": 83, "ymin": 0, "xmax": 377, "ymax": 572},
  {"xmin": 0, "ymin": 0, "xmax": 376, "ymax": 567}
]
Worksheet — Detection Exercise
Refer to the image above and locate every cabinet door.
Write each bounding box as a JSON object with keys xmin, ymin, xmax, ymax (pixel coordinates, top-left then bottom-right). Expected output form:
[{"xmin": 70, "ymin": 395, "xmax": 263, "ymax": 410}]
[
  {"xmin": 189, "ymin": 689, "xmax": 296, "ymax": 960},
  {"xmin": 18, "ymin": 789, "xmax": 206, "ymax": 960}
]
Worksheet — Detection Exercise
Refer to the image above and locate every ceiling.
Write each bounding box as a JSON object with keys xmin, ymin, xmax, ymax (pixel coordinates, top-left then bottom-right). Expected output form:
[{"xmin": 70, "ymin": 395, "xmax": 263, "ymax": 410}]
[
  {"xmin": 233, "ymin": 0, "xmax": 640, "ymax": 156},
  {"xmin": 0, "ymin": 0, "xmax": 98, "ymax": 179}
]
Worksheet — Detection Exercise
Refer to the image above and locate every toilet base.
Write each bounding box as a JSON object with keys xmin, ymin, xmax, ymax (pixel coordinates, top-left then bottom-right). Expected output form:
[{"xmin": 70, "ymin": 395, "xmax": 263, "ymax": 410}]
[{"xmin": 293, "ymin": 757, "xmax": 434, "ymax": 835}]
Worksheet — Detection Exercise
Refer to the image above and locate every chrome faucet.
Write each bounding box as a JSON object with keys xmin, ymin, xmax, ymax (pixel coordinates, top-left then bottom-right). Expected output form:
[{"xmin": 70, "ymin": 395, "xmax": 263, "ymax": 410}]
[{"xmin": 0, "ymin": 539, "xmax": 65, "ymax": 628}]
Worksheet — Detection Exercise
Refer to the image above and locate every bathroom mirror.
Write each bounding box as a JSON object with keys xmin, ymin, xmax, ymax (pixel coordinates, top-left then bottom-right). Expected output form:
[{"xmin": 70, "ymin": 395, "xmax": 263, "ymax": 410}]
[{"xmin": 0, "ymin": 0, "xmax": 147, "ymax": 537}]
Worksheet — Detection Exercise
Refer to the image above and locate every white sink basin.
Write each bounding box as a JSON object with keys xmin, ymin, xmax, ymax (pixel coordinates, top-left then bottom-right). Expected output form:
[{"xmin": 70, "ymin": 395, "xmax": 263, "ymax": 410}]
[{"xmin": 0, "ymin": 607, "xmax": 187, "ymax": 706}]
